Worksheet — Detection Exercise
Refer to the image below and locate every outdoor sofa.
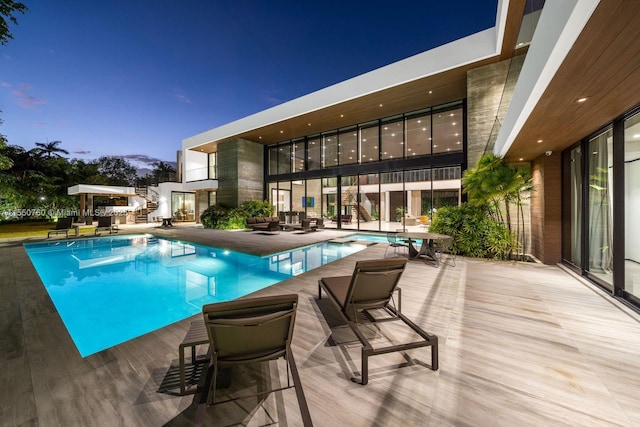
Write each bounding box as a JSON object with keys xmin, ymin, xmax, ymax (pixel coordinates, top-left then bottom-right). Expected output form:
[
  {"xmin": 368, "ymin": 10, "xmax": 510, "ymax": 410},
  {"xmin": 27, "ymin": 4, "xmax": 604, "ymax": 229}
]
[{"xmin": 246, "ymin": 217, "xmax": 281, "ymax": 231}]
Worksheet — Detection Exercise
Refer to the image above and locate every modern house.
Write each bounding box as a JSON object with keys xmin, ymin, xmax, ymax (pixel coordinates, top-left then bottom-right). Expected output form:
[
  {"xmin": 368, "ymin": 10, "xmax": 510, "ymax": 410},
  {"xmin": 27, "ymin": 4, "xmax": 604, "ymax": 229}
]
[{"xmin": 69, "ymin": 1, "xmax": 638, "ymax": 308}]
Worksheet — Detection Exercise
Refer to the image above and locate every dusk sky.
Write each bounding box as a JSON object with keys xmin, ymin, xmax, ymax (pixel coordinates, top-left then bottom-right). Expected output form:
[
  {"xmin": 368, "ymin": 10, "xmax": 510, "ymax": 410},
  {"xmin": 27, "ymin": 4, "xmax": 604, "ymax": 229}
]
[{"xmin": 1, "ymin": 1, "xmax": 497, "ymax": 170}]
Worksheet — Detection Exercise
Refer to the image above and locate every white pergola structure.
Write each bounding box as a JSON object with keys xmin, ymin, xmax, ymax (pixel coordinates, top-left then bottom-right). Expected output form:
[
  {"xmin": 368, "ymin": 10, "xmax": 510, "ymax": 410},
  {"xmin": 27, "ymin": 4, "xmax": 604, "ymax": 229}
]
[{"xmin": 67, "ymin": 184, "xmax": 138, "ymax": 222}]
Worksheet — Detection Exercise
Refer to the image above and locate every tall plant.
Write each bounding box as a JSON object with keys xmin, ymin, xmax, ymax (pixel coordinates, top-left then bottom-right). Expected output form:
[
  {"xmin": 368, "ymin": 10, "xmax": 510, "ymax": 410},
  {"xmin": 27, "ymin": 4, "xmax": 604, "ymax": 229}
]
[{"xmin": 462, "ymin": 154, "xmax": 532, "ymax": 260}]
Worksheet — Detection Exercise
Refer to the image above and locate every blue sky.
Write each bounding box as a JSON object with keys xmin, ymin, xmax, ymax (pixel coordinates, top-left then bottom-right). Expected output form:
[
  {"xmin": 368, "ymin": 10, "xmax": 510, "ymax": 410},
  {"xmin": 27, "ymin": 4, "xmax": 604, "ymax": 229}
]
[{"xmin": 1, "ymin": 1, "xmax": 497, "ymax": 169}]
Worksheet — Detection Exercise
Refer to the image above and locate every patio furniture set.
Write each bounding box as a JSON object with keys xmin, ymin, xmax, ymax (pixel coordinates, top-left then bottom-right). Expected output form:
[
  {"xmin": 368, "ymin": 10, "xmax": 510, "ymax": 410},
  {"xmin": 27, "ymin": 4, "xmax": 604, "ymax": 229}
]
[{"xmin": 181, "ymin": 256, "xmax": 438, "ymax": 426}]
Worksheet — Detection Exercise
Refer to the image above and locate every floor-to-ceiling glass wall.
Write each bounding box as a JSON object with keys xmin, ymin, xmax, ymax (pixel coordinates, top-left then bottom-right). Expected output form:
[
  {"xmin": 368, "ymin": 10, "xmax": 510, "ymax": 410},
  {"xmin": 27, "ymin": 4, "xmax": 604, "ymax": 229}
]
[
  {"xmin": 171, "ymin": 192, "xmax": 196, "ymax": 222},
  {"xmin": 562, "ymin": 145, "xmax": 583, "ymax": 268},
  {"xmin": 264, "ymin": 101, "xmax": 464, "ymax": 233},
  {"xmin": 322, "ymin": 177, "xmax": 338, "ymax": 223},
  {"xmin": 586, "ymin": 129, "xmax": 614, "ymax": 289},
  {"xmin": 306, "ymin": 179, "xmax": 323, "ymax": 220},
  {"xmin": 624, "ymin": 112, "xmax": 640, "ymax": 298},
  {"xmin": 340, "ymin": 175, "xmax": 358, "ymax": 230},
  {"xmin": 358, "ymin": 173, "xmax": 380, "ymax": 231}
]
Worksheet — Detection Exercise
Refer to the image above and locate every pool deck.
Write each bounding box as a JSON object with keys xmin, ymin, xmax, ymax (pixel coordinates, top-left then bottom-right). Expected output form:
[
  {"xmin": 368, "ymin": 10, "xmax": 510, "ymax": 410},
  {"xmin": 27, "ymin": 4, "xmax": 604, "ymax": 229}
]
[{"xmin": 2, "ymin": 223, "xmax": 640, "ymax": 426}]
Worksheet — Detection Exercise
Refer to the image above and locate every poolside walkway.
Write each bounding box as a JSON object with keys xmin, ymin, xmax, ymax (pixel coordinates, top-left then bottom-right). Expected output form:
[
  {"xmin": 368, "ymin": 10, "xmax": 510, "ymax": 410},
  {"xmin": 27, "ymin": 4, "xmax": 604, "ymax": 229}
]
[{"xmin": 2, "ymin": 224, "xmax": 640, "ymax": 426}]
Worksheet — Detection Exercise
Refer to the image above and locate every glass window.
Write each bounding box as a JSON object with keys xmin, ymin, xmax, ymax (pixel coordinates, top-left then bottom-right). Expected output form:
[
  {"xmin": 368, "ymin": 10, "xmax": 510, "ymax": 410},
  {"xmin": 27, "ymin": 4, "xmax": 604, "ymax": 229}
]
[
  {"xmin": 381, "ymin": 118, "xmax": 404, "ymax": 160},
  {"xmin": 323, "ymin": 132, "xmax": 338, "ymax": 168},
  {"xmin": 625, "ymin": 113, "xmax": 640, "ymax": 297},
  {"xmin": 360, "ymin": 123, "xmax": 379, "ymax": 163},
  {"xmin": 171, "ymin": 192, "xmax": 196, "ymax": 222},
  {"xmin": 268, "ymin": 146, "xmax": 279, "ymax": 175},
  {"xmin": 208, "ymin": 152, "xmax": 217, "ymax": 179},
  {"xmin": 278, "ymin": 144, "xmax": 291, "ymax": 174},
  {"xmin": 292, "ymin": 139, "xmax": 305, "ymax": 173},
  {"xmin": 432, "ymin": 108, "xmax": 463, "ymax": 154},
  {"xmin": 341, "ymin": 175, "xmax": 358, "ymax": 229},
  {"xmin": 563, "ymin": 145, "xmax": 582, "ymax": 267},
  {"xmin": 307, "ymin": 136, "xmax": 321, "ymax": 171},
  {"xmin": 358, "ymin": 173, "xmax": 380, "ymax": 231},
  {"xmin": 338, "ymin": 127, "xmax": 358, "ymax": 165},
  {"xmin": 406, "ymin": 113, "xmax": 431, "ymax": 157},
  {"xmin": 305, "ymin": 178, "xmax": 323, "ymax": 221},
  {"xmin": 587, "ymin": 128, "xmax": 613, "ymax": 287},
  {"xmin": 322, "ymin": 177, "xmax": 338, "ymax": 221}
]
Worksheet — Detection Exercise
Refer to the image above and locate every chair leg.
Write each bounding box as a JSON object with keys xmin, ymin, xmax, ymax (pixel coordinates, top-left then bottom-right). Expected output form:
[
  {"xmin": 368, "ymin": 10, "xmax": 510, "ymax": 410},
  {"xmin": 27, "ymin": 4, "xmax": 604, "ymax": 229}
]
[
  {"xmin": 286, "ymin": 345, "xmax": 313, "ymax": 426},
  {"xmin": 208, "ymin": 354, "xmax": 219, "ymax": 406}
]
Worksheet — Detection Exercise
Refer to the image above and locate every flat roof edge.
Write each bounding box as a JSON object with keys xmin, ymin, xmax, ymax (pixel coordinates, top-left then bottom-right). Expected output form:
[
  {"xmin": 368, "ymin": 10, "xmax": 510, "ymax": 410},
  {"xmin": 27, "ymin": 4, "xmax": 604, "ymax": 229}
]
[{"xmin": 494, "ymin": 0, "xmax": 601, "ymax": 158}]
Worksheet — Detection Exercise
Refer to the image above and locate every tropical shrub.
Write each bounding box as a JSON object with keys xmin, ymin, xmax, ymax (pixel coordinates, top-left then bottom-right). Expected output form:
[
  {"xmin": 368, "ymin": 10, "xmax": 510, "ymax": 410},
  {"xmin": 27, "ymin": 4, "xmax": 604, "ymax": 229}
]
[
  {"xmin": 238, "ymin": 200, "xmax": 274, "ymax": 218},
  {"xmin": 429, "ymin": 203, "xmax": 516, "ymax": 260},
  {"xmin": 200, "ymin": 205, "xmax": 230, "ymax": 229},
  {"xmin": 462, "ymin": 154, "xmax": 532, "ymax": 260},
  {"xmin": 200, "ymin": 200, "xmax": 274, "ymax": 230}
]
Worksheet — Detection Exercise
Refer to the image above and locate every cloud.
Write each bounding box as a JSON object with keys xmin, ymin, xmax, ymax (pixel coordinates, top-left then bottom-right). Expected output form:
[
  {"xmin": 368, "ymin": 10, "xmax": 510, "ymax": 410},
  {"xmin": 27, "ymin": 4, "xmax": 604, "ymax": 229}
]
[
  {"xmin": 175, "ymin": 93, "xmax": 191, "ymax": 104},
  {"xmin": 122, "ymin": 154, "xmax": 177, "ymax": 169},
  {"xmin": 1, "ymin": 81, "xmax": 11, "ymax": 88},
  {"xmin": 35, "ymin": 121, "xmax": 47, "ymax": 127},
  {"xmin": 73, "ymin": 150, "xmax": 92, "ymax": 155},
  {"xmin": 11, "ymin": 88, "xmax": 47, "ymax": 109}
]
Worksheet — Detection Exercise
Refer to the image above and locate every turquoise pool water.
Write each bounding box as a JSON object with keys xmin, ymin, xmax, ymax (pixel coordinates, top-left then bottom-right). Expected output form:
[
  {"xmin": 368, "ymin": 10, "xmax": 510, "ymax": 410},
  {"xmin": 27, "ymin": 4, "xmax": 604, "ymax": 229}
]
[{"xmin": 24, "ymin": 234, "xmax": 369, "ymax": 357}]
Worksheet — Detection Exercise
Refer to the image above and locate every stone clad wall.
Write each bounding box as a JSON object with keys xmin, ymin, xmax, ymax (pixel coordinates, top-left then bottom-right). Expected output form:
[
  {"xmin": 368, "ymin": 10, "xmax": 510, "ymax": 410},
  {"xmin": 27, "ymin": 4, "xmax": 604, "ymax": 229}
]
[
  {"xmin": 217, "ymin": 138, "xmax": 264, "ymax": 207},
  {"xmin": 467, "ymin": 54, "xmax": 525, "ymax": 169}
]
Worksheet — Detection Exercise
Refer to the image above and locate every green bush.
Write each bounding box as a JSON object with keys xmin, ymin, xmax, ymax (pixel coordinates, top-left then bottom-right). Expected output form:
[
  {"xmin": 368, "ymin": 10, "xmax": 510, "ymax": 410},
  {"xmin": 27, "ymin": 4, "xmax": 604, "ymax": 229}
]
[
  {"xmin": 200, "ymin": 200, "xmax": 274, "ymax": 230},
  {"xmin": 238, "ymin": 200, "xmax": 274, "ymax": 218},
  {"xmin": 200, "ymin": 205, "xmax": 230, "ymax": 229},
  {"xmin": 429, "ymin": 203, "xmax": 516, "ymax": 260}
]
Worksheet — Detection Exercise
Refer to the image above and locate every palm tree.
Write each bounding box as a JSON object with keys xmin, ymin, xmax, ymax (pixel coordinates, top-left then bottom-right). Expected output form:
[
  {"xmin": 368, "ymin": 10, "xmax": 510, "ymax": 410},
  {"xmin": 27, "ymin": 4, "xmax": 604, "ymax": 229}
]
[
  {"xmin": 34, "ymin": 140, "xmax": 69, "ymax": 158},
  {"xmin": 462, "ymin": 154, "xmax": 533, "ymax": 259}
]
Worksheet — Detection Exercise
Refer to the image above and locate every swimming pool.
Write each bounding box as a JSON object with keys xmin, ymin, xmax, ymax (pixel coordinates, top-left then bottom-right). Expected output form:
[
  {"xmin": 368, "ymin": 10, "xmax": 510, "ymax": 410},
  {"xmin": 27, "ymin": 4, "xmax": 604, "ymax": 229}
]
[{"xmin": 24, "ymin": 234, "xmax": 370, "ymax": 357}]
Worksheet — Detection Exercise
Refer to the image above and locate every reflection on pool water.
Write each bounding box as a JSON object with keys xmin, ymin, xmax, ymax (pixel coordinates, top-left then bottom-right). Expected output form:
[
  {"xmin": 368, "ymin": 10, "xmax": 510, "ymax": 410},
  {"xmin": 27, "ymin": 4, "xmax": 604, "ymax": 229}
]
[{"xmin": 24, "ymin": 234, "xmax": 370, "ymax": 357}]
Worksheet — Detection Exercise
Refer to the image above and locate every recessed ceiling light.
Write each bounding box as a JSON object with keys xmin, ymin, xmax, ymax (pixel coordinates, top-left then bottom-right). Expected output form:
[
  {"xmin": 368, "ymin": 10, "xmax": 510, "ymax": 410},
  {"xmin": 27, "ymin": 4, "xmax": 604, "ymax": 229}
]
[
  {"xmin": 519, "ymin": 158, "xmax": 524, "ymax": 161},
  {"xmin": 280, "ymin": 130, "xmax": 284, "ymax": 133},
  {"xmin": 576, "ymin": 97, "xmax": 589, "ymax": 103},
  {"xmin": 379, "ymin": 104, "xmax": 383, "ymax": 107},
  {"xmin": 537, "ymin": 139, "xmax": 543, "ymax": 143},
  {"xmin": 340, "ymin": 114, "xmax": 344, "ymax": 118},
  {"xmin": 428, "ymin": 90, "xmax": 432, "ymax": 94}
]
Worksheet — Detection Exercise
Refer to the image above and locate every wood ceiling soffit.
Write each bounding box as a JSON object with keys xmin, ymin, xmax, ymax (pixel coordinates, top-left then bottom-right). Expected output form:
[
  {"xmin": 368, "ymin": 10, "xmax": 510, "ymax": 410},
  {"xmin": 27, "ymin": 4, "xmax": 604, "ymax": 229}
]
[{"xmin": 504, "ymin": 0, "xmax": 640, "ymax": 162}]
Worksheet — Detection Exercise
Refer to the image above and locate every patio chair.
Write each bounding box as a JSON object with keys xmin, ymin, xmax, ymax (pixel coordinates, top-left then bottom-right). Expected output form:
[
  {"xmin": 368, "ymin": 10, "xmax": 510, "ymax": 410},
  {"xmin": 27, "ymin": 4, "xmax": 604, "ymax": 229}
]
[
  {"xmin": 384, "ymin": 231, "xmax": 407, "ymax": 257},
  {"xmin": 318, "ymin": 258, "xmax": 438, "ymax": 385},
  {"xmin": 47, "ymin": 217, "xmax": 74, "ymax": 238},
  {"xmin": 94, "ymin": 216, "xmax": 118, "ymax": 235},
  {"xmin": 195, "ymin": 294, "xmax": 312, "ymax": 426},
  {"xmin": 433, "ymin": 236, "xmax": 456, "ymax": 267}
]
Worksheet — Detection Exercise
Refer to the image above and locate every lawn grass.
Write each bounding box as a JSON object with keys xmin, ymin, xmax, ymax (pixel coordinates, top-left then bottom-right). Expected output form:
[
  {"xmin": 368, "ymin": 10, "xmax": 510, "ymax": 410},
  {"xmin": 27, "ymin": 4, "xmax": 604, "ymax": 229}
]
[{"xmin": 0, "ymin": 222, "xmax": 96, "ymax": 239}]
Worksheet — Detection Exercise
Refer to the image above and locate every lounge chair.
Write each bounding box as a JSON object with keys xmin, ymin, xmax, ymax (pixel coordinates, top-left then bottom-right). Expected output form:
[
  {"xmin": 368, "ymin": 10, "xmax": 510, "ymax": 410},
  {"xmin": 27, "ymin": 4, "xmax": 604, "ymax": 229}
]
[
  {"xmin": 94, "ymin": 216, "xmax": 118, "ymax": 235},
  {"xmin": 195, "ymin": 294, "xmax": 312, "ymax": 426},
  {"xmin": 318, "ymin": 258, "xmax": 438, "ymax": 384},
  {"xmin": 47, "ymin": 217, "xmax": 74, "ymax": 238}
]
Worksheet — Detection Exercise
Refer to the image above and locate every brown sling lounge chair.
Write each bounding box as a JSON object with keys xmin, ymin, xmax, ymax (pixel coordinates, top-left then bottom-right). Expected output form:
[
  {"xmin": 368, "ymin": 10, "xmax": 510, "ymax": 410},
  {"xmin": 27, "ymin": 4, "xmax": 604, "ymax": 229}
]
[
  {"xmin": 195, "ymin": 294, "xmax": 313, "ymax": 426},
  {"xmin": 47, "ymin": 217, "xmax": 74, "ymax": 238},
  {"xmin": 318, "ymin": 258, "xmax": 438, "ymax": 385},
  {"xmin": 94, "ymin": 216, "xmax": 118, "ymax": 235}
]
